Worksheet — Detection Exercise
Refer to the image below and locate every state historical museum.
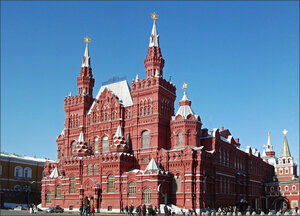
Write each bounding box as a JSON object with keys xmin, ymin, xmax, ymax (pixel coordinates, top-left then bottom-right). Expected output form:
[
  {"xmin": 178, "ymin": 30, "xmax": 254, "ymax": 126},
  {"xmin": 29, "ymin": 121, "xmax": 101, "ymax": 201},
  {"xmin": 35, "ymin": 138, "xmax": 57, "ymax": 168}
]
[{"xmin": 42, "ymin": 14, "xmax": 277, "ymax": 212}]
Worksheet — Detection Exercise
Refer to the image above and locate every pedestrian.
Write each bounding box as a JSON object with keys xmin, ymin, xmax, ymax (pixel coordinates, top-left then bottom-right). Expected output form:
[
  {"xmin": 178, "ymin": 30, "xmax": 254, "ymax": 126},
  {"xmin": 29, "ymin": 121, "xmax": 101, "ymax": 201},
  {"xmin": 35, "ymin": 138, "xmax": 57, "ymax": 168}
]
[
  {"xmin": 129, "ymin": 204, "xmax": 134, "ymax": 216},
  {"xmin": 142, "ymin": 204, "xmax": 147, "ymax": 216},
  {"xmin": 125, "ymin": 205, "xmax": 129, "ymax": 216},
  {"xmin": 148, "ymin": 205, "xmax": 153, "ymax": 216},
  {"xmin": 80, "ymin": 204, "xmax": 84, "ymax": 216},
  {"xmin": 164, "ymin": 205, "xmax": 168, "ymax": 216}
]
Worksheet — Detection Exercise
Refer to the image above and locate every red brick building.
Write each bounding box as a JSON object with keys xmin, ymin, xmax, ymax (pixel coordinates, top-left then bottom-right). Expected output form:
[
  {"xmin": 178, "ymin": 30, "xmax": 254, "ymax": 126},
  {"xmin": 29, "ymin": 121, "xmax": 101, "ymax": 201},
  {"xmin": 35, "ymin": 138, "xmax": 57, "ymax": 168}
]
[
  {"xmin": 263, "ymin": 130, "xmax": 299, "ymax": 211},
  {"xmin": 42, "ymin": 14, "xmax": 275, "ymax": 212}
]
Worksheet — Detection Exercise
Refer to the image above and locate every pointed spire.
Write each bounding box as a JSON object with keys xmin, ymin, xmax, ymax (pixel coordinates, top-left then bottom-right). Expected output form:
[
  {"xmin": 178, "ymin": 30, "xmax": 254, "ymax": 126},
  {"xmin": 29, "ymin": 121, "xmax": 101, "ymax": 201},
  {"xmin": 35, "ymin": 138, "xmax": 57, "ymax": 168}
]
[
  {"xmin": 149, "ymin": 12, "xmax": 159, "ymax": 47},
  {"xmin": 145, "ymin": 158, "xmax": 160, "ymax": 172},
  {"xmin": 49, "ymin": 167, "xmax": 61, "ymax": 178},
  {"xmin": 82, "ymin": 36, "xmax": 91, "ymax": 68},
  {"xmin": 281, "ymin": 129, "xmax": 291, "ymax": 157},
  {"xmin": 114, "ymin": 125, "xmax": 124, "ymax": 138},
  {"xmin": 69, "ymin": 92, "xmax": 72, "ymax": 97},
  {"xmin": 135, "ymin": 74, "xmax": 139, "ymax": 82},
  {"xmin": 78, "ymin": 131, "xmax": 85, "ymax": 143},
  {"xmin": 266, "ymin": 131, "xmax": 273, "ymax": 152}
]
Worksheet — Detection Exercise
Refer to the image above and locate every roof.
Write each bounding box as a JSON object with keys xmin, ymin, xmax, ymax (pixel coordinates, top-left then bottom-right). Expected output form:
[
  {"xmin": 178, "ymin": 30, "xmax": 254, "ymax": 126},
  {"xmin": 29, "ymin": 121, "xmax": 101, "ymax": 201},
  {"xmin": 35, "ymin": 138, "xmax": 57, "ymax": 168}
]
[
  {"xmin": 281, "ymin": 133, "xmax": 291, "ymax": 158},
  {"xmin": 114, "ymin": 125, "xmax": 124, "ymax": 138},
  {"xmin": 49, "ymin": 167, "xmax": 61, "ymax": 178},
  {"xmin": 149, "ymin": 21, "xmax": 159, "ymax": 47},
  {"xmin": 87, "ymin": 80, "xmax": 133, "ymax": 114},
  {"xmin": 145, "ymin": 158, "xmax": 160, "ymax": 172},
  {"xmin": 82, "ymin": 43, "xmax": 90, "ymax": 68},
  {"xmin": 0, "ymin": 152, "xmax": 54, "ymax": 165},
  {"xmin": 78, "ymin": 131, "xmax": 85, "ymax": 143}
]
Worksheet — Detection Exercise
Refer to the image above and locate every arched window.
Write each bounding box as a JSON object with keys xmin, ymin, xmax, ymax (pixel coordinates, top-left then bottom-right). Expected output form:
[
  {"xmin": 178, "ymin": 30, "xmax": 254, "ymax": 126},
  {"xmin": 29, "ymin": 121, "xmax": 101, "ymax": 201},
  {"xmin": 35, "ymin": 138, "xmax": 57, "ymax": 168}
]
[
  {"xmin": 108, "ymin": 174, "xmax": 115, "ymax": 193},
  {"xmin": 24, "ymin": 167, "xmax": 32, "ymax": 178},
  {"xmin": 93, "ymin": 164, "xmax": 97, "ymax": 175},
  {"xmin": 178, "ymin": 133, "xmax": 182, "ymax": 146},
  {"xmin": 279, "ymin": 168, "xmax": 283, "ymax": 175},
  {"xmin": 142, "ymin": 131, "xmax": 149, "ymax": 148},
  {"xmin": 70, "ymin": 177, "xmax": 75, "ymax": 194},
  {"xmin": 56, "ymin": 185, "xmax": 61, "ymax": 198},
  {"xmin": 285, "ymin": 186, "xmax": 289, "ymax": 191},
  {"xmin": 87, "ymin": 165, "xmax": 91, "ymax": 176},
  {"xmin": 128, "ymin": 182, "xmax": 136, "ymax": 197},
  {"xmin": 145, "ymin": 107, "xmax": 148, "ymax": 116},
  {"xmin": 14, "ymin": 166, "xmax": 23, "ymax": 177},
  {"xmin": 71, "ymin": 141, "xmax": 77, "ymax": 155},
  {"xmin": 143, "ymin": 188, "xmax": 151, "ymax": 204},
  {"xmin": 0, "ymin": 164, "xmax": 2, "ymax": 176},
  {"xmin": 285, "ymin": 167, "xmax": 289, "ymax": 174},
  {"xmin": 176, "ymin": 174, "xmax": 181, "ymax": 192},
  {"xmin": 149, "ymin": 106, "xmax": 152, "ymax": 115},
  {"xmin": 141, "ymin": 107, "xmax": 144, "ymax": 116},
  {"xmin": 59, "ymin": 148, "xmax": 63, "ymax": 159},
  {"xmin": 102, "ymin": 136, "xmax": 109, "ymax": 152},
  {"xmin": 46, "ymin": 191, "xmax": 52, "ymax": 204},
  {"xmin": 94, "ymin": 137, "xmax": 99, "ymax": 153}
]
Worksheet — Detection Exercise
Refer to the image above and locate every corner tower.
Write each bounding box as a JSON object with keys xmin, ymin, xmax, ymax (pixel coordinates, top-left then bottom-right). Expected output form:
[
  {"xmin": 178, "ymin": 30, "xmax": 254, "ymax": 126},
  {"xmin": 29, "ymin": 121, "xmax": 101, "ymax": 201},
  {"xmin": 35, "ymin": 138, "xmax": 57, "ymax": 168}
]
[{"xmin": 131, "ymin": 13, "xmax": 176, "ymax": 152}]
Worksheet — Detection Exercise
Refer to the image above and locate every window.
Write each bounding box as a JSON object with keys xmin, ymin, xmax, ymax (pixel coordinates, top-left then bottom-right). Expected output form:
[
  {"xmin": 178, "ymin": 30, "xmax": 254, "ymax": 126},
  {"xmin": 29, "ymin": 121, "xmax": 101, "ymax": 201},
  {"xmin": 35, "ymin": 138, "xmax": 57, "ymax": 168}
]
[
  {"xmin": 56, "ymin": 185, "xmax": 61, "ymax": 198},
  {"xmin": 279, "ymin": 168, "xmax": 283, "ymax": 175},
  {"xmin": 142, "ymin": 131, "xmax": 149, "ymax": 148},
  {"xmin": 178, "ymin": 133, "xmax": 182, "ymax": 146},
  {"xmin": 46, "ymin": 191, "xmax": 52, "ymax": 204},
  {"xmin": 143, "ymin": 188, "xmax": 151, "ymax": 204},
  {"xmin": 24, "ymin": 167, "xmax": 32, "ymax": 178},
  {"xmin": 292, "ymin": 185, "xmax": 296, "ymax": 191},
  {"xmin": 70, "ymin": 177, "xmax": 76, "ymax": 194},
  {"xmin": 60, "ymin": 148, "xmax": 63, "ymax": 159},
  {"xmin": 149, "ymin": 106, "xmax": 152, "ymax": 115},
  {"xmin": 93, "ymin": 164, "xmax": 97, "ymax": 175},
  {"xmin": 108, "ymin": 174, "xmax": 115, "ymax": 193},
  {"xmin": 71, "ymin": 141, "xmax": 77, "ymax": 155},
  {"xmin": 128, "ymin": 182, "xmax": 136, "ymax": 197},
  {"xmin": 175, "ymin": 174, "xmax": 181, "ymax": 192},
  {"xmin": 94, "ymin": 137, "xmax": 99, "ymax": 153},
  {"xmin": 285, "ymin": 186, "xmax": 289, "ymax": 191},
  {"xmin": 285, "ymin": 167, "xmax": 289, "ymax": 174},
  {"xmin": 14, "ymin": 166, "xmax": 23, "ymax": 177},
  {"xmin": 270, "ymin": 186, "xmax": 274, "ymax": 192},
  {"xmin": 87, "ymin": 165, "xmax": 91, "ymax": 176},
  {"xmin": 141, "ymin": 107, "xmax": 144, "ymax": 116},
  {"xmin": 291, "ymin": 200, "xmax": 298, "ymax": 208},
  {"xmin": 0, "ymin": 165, "xmax": 2, "ymax": 176},
  {"xmin": 102, "ymin": 136, "xmax": 109, "ymax": 152}
]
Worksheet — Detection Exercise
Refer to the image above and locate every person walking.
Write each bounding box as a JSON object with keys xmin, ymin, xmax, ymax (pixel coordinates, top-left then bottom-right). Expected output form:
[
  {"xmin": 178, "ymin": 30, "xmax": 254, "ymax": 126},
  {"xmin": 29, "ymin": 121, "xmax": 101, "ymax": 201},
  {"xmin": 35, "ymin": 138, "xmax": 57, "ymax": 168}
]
[
  {"xmin": 142, "ymin": 204, "xmax": 147, "ymax": 216},
  {"xmin": 129, "ymin": 204, "xmax": 134, "ymax": 216},
  {"xmin": 125, "ymin": 205, "xmax": 129, "ymax": 216},
  {"xmin": 164, "ymin": 205, "xmax": 168, "ymax": 216}
]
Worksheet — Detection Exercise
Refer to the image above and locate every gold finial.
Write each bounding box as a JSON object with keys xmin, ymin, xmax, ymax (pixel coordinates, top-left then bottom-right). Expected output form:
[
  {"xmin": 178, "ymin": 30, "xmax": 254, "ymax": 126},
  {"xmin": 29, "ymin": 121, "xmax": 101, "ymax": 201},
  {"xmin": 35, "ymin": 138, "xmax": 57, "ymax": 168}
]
[
  {"xmin": 84, "ymin": 36, "xmax": 91, "ymax": 45},
  {"xmin": 268, "ymin": 131, "xmax": 271, "ymax": 136},
  {"xmin": 283, "ymin": 129, "xmax": 288, "ymax": 136},
  {"xmin": 151, "ymin": 12, "xmax": 159, "ymax": 24},
  {"xmin": 182, "ymin": 82, "xmax": 187, "ymax": 90}
]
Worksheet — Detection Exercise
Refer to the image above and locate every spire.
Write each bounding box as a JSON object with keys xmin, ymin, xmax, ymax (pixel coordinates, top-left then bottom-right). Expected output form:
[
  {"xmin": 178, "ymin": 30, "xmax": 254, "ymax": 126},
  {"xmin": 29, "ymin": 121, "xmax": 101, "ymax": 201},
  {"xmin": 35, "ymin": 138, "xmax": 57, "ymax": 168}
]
[
  {"xmin": 281, "ymin": 129, "xmax": 291, "ymax": 157},
  {"xmin": 181, "ymin": 82, "xmax": 189, "ymax": 101},
  {"xmin": 135, "ymin": 74, "xmax": 139, "ymax": 82},
  {"xmin": 266, "ymin": 131, "xmax": 273, "ymax": 152},
  {"xmin": 145, "ymin": 158, "xmax": 160, "ymax": 172},
  {"xmin": 78, "ymin": 131, "xmax": 85, "ymax": 143},
  {"xmin": 149, "ymin": 12, "xmax": 159, "ymax": 47},
  {"xmin": 114, "ymin": 125, "xmax": 124, "ymax": 138},
  {"xmin": 144, "ymin": 12, "xmax": 165, "ymax": 78},
  {"xmin": 82, "ymin": 36, "xmax": 91, "ymax": 68}
]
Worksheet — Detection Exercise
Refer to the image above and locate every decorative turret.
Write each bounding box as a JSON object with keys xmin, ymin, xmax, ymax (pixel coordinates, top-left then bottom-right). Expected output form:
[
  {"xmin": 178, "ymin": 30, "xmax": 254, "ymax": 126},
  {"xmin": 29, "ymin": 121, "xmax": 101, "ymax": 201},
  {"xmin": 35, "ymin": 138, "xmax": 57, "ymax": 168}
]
[
  {"xmin": 111, "ymin": 125, "xmax": 128, "ymax": 152},
  {"xmin": 170, "ymin": 82, "xmax": 202, "ymax": 148},
  {"xmin": 74, "ymin": 131, "xmax": 90, "ymax": 156},
  {"xmin": 144, "ymin": 12, "xmax": 165, "ymax": 78},
  {"xmin": 77, "ymin": 36, "xmax": 95, "ymax": 97}
]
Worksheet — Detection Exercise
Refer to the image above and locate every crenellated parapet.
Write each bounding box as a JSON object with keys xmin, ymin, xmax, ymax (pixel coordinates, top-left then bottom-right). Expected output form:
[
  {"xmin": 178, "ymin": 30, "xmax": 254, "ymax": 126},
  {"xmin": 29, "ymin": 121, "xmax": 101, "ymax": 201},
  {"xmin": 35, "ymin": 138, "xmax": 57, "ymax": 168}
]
[{"xmin": 131, "ymin": 76, "xmax": 176, "ymax": 94}]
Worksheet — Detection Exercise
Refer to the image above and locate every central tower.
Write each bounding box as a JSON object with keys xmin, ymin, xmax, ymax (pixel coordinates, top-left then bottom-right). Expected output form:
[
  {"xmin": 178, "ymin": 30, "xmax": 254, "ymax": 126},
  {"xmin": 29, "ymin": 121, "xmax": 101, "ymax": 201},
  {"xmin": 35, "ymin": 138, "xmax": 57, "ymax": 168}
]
[{"xmin": 130, "ymin": 13, "xmax": 176, "ymax": 153}]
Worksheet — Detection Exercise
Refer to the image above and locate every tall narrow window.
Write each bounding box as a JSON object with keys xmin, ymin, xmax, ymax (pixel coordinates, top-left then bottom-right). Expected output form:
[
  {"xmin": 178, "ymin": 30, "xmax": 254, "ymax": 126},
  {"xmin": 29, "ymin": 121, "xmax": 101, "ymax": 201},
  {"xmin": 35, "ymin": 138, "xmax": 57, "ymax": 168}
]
[
  {"xmin": 102, "ymin": 136, "xmax": 109, "ymax": 152},
  {"xmin": 143, "ymin": 188, "xmax": 151, "ymax": 204},
  {"xmin": 56, "ymin": 185, "xmax": 61, "ymax": 198},
  {"xmin": 145, "ymin": 107, "xmax": 148, "ymax": 116},
  {"xmin": 142, "ymin": 131, "xmax": 149, "ymax": 148},
  {"xmin": 141, "ymin": 107, "xmax": 144, "ymax": 116},
  {"xmin": 94, "ymin": 137, "xmax": 99, "ymax": 153},
  {"xmin": 24, "ymin": 167, "xmax": 32, "ymax": 178},
  {"xmin": 70, "ymin": 177, "xmax": 75, "ymax": 194},
  {"xmin": 108, "ymin": 174, "xmax": 115, "ymax": 193},
  {"xmin": 149, "ymin": 106, "xmax": 152, "ymax": 115},
  {"xmin": 46, "ymin": 191, "xmax": 52, "ymax": 204},
  {"xmin": 176, "ymin": 174, "xmax": 181, "ymax": 192},
  {"xmin": 178, "ymin": 133, "xmax": 182, "ymax": 146},
  {"xmin": 14, "ymin": 166, "xmax": 23, "ymax": 177},
  {"xmin": 71, "ymin": 141, "xmax": 77, "ymax": 155},
  {"xmin": 93, "ymin": 164, "xmax": 97, "ymax": 175},
  {"xmin": 87, "ymin": 165, "xmax": 91, "ymax": 176},
  {"xmin": 128, "ymin": 182, "xmax": 136, "ymax": 197}
]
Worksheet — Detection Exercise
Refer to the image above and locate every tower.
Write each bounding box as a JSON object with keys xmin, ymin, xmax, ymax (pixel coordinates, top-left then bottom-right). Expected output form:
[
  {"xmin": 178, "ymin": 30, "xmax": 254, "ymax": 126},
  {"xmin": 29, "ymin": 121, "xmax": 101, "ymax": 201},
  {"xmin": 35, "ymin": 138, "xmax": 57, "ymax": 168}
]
[
  {"xmin": 170, "ymin": 82, "xmax": 202, "ymax": 148},
  {"xmin": 59, "ymin": 37, "xmax": 95, "ymax": 158},
  {"xmin": 130, "ymin": 12, "xmax": 176, "ymax": 152},
  {"xmin": 276, "ymin": 129, "xmax": 297, "ymax": 181},
  {"xmin": 265, "ymin": 131, "xmax": 275, "ymax": 157}
]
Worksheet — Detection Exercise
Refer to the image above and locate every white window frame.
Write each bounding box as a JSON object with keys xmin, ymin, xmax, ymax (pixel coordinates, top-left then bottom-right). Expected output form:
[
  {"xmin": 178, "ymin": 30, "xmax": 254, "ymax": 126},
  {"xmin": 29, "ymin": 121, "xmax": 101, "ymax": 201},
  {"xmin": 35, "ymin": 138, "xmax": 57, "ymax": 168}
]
[
  {"xmin": 14, "ymin": 166, "xmax": 23, "ymax": 177},
  {"xmin": 24, "ymin": 167, "xmax": 32, "ymax": 178}
]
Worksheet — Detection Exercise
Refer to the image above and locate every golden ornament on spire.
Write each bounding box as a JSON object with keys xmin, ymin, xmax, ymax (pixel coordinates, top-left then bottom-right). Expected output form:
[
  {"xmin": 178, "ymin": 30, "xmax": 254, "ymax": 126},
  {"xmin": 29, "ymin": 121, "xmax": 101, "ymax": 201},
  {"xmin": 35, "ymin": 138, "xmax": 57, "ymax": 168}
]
[
  {"xmin": 268, "ymin": 131, "xmax": 271, "ymax": 136},
  {"xmin": 183, "ymin": 82, "xmax": 187, "ymax": 90},
  {"xmin": 283, "ymin": 129, "xmax": 288, "ymax": 136},
  {"xmin": 84, "ymin": 36, "xmax": 91, "ymax": 45},
  {"xmin": 151, "ymin": 12, "xmax": 159, "ymax": 24}
]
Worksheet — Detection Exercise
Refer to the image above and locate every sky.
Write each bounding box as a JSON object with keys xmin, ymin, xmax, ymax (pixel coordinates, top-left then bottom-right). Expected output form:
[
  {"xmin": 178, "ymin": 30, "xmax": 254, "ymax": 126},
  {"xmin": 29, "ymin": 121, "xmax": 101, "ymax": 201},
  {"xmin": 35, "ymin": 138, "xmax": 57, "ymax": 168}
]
[{"xmin": 1, "ymin": 1, "xmax": 299, "ymax": 168}]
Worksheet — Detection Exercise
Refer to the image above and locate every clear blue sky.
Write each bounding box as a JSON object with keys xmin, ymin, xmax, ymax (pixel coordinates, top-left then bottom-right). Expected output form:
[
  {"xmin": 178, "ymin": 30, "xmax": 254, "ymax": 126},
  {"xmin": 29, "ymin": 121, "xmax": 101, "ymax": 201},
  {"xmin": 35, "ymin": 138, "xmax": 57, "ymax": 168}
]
[{"xmin": 1, "ymin": 2, "xmax": 299, "ymax": 168}]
